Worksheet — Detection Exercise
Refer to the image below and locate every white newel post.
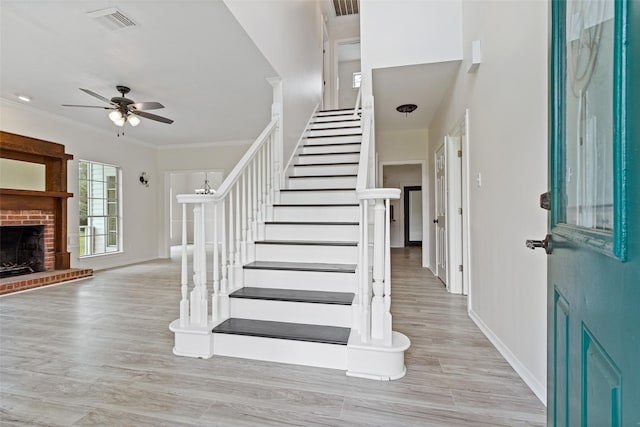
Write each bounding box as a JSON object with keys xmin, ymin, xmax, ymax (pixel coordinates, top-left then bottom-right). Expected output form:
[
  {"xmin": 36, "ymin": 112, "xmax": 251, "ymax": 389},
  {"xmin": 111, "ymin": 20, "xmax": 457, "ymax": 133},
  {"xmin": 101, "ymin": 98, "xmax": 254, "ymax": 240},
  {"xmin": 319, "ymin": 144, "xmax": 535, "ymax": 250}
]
[
  {"xmin": 356, "ymin": 188, "xmax": 400, "ymax": 345},
  {"xmin": 370, "ymin": 198, "xmax": 385, "ymax": 340},
  {"xmin": 234, "ymin": 181, "xmax": 242, "ymax": 289},
  {"xmin": 212, "ymin": 201, "xmax": 219, "ymax": 322},
  {"xmin": 171, "ymin": 194, "xmax": 216, "ymax": 359}
]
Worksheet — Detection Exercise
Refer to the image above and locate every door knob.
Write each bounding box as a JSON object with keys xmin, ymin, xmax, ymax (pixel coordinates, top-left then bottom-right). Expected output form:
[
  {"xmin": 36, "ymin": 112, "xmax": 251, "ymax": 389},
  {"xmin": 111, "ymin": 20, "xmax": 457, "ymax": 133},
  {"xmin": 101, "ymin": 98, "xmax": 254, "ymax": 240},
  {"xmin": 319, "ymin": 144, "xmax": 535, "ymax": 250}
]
[
  {"xmin": 525, "ymin": 234, "xmax": 552, "ymax": 254},
  {"xmin": 433, "ymin": 219, "xmax": 439, "ymax": 224}
]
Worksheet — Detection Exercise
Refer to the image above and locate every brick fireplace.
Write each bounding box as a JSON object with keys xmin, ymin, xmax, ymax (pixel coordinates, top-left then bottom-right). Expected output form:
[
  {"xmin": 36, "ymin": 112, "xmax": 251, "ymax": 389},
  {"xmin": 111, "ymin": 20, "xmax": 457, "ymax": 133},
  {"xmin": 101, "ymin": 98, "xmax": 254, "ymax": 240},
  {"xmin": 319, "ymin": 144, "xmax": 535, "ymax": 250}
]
[{"xmin": 0, "ymin": 131, "xmax": 93, "ymax": 295}]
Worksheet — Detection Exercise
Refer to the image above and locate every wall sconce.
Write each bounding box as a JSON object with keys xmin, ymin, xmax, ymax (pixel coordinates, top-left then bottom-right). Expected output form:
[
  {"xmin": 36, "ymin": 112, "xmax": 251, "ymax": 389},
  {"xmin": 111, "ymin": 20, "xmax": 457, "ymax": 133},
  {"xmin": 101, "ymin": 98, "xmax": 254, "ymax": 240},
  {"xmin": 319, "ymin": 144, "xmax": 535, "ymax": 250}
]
[{"xmin": 139, "ymin": 172, "xmax": 149, "ymax": 187}]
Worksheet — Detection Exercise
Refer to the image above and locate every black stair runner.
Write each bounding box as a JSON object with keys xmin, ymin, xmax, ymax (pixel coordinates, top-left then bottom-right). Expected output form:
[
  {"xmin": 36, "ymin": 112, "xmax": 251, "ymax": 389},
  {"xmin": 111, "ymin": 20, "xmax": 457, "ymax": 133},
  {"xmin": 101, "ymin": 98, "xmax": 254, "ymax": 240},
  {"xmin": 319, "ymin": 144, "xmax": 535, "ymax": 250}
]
[
  {"xmin": 230, "ymin": 287, "xmax": 354, "ymax": 305},
  {"xmin": 213, "ymin": 318, "xmax": 350, "ymax": 345},
  {"xmin": 244, "ymin": 260, "xmax": 356, "ymax": 273}
]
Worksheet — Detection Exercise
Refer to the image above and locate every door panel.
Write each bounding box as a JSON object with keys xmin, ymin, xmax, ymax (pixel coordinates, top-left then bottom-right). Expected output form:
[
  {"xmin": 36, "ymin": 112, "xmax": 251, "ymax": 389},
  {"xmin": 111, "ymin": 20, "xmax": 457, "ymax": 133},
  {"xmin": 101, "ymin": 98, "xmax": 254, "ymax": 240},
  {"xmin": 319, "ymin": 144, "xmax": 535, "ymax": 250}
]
[
  {"xmin": 548, "ymin": 1, "xmax": 640, "ymax": 425},
  {"xmin": 434, "ymin": 145, "xmax": 447, "ymax": 284}
]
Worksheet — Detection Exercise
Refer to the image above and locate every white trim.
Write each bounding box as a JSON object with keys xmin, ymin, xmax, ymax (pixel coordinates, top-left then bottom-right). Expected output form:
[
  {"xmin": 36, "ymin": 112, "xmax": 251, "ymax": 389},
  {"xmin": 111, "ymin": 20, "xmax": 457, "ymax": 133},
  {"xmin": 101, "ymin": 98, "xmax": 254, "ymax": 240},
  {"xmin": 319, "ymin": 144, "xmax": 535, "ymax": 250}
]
[
  {"xmin": 157, "ymin": 139, "xmax": 253, "ymax": 150},
  {"xmin": 378, "ymin": 160, "xmax": 430, "ymax": 269},
  {"xmin": 468, "ymin": 309, "xmax": 546, "ymax": 405}
]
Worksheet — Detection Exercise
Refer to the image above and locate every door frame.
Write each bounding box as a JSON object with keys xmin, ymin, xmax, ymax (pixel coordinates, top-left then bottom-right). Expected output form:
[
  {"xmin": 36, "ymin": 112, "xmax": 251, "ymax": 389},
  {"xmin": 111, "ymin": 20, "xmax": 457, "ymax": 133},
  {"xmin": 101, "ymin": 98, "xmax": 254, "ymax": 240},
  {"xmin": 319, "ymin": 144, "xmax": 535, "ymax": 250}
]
[
  {"xmin": 403, "ymin": 185, "xmax": 422, "ymax": 246},
  {"xmin": 379, "ymin": 160, "xmax": 429, "ymax": 268},
  {"xmin": 331, "ymin": 37, "xmax": 360, "ymax": 111},
  {"xmin": 445, "ymin": 110, "xmax": 472, "ymax": 296}
]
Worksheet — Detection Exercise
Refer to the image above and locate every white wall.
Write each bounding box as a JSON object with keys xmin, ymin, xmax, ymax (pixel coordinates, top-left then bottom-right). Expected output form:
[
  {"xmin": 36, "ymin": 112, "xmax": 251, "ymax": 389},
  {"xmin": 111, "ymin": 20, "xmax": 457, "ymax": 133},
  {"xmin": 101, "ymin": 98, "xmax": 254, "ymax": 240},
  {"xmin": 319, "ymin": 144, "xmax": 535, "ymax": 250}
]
[
  {"xmin": 224, "ymin": 0, "xmax": 324, "ymax": 164},
  {"xmin": 428, "ymin": 0, "xmax": 548, "ymax": 402},
  {"xmin": 338, "ymin": 60, "xmax": 361, "ymax": 109},
  {"xmin": 0, "ymin": 100, "xmax": 159, "ymax": 271},
  {"xmin": 360, "ymin": 0, "xmax": 463, "ymax": 97}
]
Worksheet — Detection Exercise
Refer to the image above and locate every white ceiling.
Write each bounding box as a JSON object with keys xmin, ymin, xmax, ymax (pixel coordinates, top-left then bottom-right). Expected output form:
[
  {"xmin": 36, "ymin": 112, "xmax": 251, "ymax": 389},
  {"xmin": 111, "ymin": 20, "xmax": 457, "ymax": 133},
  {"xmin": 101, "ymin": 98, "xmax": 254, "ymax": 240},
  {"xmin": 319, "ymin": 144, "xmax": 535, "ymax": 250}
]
[
  {"xmin": 0, "ymin": 1, "xmax": 277, "ymax": 147},
  {"xmin": 373, "ymin": 61, "xmax": 461, "ymax": 131}
]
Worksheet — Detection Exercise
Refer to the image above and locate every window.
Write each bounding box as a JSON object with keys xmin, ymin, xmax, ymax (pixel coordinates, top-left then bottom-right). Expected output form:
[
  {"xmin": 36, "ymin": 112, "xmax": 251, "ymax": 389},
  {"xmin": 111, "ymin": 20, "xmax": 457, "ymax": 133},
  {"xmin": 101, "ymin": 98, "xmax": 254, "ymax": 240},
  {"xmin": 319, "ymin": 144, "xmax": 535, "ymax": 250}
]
[
  {"xmin": 79, "ymin": 160, "xmax": 121, "ymax": 256},
  {"xmin": 352, "ymin": 72, "xmax": 362, "ymax": 89}
]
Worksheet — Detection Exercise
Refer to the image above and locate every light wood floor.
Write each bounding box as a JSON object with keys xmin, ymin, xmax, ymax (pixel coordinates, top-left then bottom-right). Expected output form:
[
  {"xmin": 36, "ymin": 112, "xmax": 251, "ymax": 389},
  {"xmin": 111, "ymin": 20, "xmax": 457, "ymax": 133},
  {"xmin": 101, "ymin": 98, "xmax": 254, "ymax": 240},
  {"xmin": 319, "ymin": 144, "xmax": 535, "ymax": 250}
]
[{"xmin": 0, "ymin": 247, "xmax": 545, "ymax": 426}]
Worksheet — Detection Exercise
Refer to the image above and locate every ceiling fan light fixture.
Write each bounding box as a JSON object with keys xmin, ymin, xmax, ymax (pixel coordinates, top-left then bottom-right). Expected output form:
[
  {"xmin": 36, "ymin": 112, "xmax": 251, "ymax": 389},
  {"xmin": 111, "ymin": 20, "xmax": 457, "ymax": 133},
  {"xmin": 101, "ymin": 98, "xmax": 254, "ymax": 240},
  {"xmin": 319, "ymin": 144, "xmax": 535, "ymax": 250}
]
[
  {"xmin": 128, "ymin": 115, "xmax": 141, "ymax": 127},
  {"xmin": 109, "ymin": 110, "xmax": 123, "ymax": 122},
  {"xmin": 114, "ymin": 117, "xmax": 126, "ymax": 127}
]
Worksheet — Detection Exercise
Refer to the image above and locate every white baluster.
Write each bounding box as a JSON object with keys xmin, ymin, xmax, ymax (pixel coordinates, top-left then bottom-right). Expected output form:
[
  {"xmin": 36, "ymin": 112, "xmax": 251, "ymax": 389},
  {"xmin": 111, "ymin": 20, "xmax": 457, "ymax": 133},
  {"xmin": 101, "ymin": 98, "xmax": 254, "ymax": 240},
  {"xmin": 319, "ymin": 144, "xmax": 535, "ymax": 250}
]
[
  {"xmin": 361, "ymin": 200, "xmax": 370, "ymax": 343},
  {"xmin": 256, "ymin": 149, "xmax": 264, "ymax": 240},
  {"xmin": 220, "ymin": 199, "xmax": 229, "ymax": 318},
  {"xmin": 234, "ymin": 181, "xmax": 243, "ymax": 288},
  {"xmin": 199, "ymin": 201, "xmax": 208, "ymax": 326},
  {"xmin": 180, "ymin": 203, "xmax": 189, "ymax": 327},
  {"xmin": 266, "ymin": 138, "xmax": 273, "ymax": 221},
  {"xmin": 241, "ymin": 172, "xmax": 248, "ymax": 264},
  {"xmin": 212, "ymin": 201, "xmax": 219, "ymax": 322},
  {"xmin": 252, "ymin": 158, "xmax": 259, "ymax": 242},
  {"xmin": 228, "ymin": 189, "xmax": 235, "ymax": 290},
  {"xmin": 261, "ymin": 145, "xmax": 268, "ymax": 226}
]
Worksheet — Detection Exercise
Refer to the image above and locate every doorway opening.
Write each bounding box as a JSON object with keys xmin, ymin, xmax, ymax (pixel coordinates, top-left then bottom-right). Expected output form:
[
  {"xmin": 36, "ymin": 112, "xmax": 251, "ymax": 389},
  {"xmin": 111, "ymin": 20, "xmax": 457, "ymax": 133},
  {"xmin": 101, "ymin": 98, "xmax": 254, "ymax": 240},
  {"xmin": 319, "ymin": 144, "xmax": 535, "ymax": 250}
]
[{"xmin": 379, "ymin": 161, "xmax": 429, "ymax": 268}]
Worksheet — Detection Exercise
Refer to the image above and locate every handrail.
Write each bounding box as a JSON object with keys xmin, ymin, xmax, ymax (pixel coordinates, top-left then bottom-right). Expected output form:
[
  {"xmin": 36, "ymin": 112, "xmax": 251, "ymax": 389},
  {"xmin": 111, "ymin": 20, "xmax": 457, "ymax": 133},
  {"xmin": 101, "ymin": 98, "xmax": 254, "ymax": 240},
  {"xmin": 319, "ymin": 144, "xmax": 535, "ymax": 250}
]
[
  {"xmin": 353, "ymin": 86, "xmax": 362, "ymax": 118},
  {"xmin": 355, "ymin": 106, "xmax": 371, "ymax": 191},
  {"xmin": 213, "ymin": 118, "xmax": 278, "ymax": 200}
]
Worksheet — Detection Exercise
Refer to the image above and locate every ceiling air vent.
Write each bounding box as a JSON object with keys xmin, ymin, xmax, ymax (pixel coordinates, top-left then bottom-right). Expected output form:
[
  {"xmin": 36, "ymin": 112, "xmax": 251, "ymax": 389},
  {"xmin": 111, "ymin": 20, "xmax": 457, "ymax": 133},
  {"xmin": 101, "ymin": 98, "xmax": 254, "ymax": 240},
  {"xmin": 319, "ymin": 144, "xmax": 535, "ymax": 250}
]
[
  {"xmin": 87, "ymin": 7, "xmax": 136, "ymax": 31},
  {"xmin": 333, "ymin": 0, "xmax": 359, "ymax": 17}
]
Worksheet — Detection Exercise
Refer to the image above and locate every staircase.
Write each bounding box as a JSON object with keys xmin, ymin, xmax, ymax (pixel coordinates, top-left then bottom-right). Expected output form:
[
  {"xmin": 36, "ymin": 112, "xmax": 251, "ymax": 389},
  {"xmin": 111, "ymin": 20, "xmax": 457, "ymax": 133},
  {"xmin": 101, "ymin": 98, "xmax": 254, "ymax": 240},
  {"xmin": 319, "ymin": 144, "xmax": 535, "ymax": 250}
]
[
  {"xmin": 213, "ymin": 108, "xmax": 361, "ymax": 369},
  {"xmin": 170, "ymin": 106, "xmax": 410, "ymax": 380}
]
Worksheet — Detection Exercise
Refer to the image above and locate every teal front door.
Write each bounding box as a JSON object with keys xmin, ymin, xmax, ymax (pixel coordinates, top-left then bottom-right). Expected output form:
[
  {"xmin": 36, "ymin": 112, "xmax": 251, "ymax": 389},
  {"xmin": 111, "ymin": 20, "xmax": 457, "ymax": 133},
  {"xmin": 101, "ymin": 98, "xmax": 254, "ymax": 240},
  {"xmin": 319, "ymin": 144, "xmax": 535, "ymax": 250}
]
[{"xmin": 547, "ymin": 0, "xmax": 640, "ymax": 425}]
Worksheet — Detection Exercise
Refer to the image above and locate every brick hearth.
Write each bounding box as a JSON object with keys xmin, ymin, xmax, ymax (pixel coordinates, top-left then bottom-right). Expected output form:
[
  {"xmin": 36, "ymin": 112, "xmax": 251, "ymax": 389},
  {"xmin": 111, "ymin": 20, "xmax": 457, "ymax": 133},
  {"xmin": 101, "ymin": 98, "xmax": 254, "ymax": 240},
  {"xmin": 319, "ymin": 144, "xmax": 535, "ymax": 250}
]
[{"xmin": 0, "ymin": 268, "xmax": 93, "ymax": 296}]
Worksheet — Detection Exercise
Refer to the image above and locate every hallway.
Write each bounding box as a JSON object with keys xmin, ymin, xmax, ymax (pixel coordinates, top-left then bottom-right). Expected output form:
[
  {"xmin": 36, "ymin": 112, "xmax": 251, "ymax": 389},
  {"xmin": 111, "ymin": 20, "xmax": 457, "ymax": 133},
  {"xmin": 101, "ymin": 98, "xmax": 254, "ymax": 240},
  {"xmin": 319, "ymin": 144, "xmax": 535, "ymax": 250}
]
[{"xmin": 0, "ymin": 247, "xmax": 545, "ymax": 426}]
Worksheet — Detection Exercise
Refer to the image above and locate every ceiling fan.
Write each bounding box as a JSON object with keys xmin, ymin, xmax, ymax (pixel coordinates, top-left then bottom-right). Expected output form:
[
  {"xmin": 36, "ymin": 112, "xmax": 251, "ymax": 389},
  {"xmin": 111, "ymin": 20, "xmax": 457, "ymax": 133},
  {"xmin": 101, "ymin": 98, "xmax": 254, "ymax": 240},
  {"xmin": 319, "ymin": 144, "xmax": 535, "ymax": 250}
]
[{"xmin": 62, "ymin": 85, "xmax": 174, "ymax": 127}]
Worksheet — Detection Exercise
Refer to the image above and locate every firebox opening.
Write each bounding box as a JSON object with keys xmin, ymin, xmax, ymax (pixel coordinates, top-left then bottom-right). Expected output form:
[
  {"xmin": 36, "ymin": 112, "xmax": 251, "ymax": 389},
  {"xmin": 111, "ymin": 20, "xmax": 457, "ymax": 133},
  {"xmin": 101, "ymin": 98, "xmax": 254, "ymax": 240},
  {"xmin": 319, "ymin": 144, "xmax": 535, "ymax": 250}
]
[{"xmin": 0, "ymin": 225, "xmax": 45, "ymax": 278}]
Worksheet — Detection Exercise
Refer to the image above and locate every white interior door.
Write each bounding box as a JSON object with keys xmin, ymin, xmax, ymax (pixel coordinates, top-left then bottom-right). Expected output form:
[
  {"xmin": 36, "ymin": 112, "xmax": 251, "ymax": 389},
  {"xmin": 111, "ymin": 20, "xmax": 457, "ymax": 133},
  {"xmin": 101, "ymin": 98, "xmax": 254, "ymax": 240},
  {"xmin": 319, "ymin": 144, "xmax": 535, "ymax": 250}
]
[
  {"xmin": 446, "ymin": 135, "xmax": 463, "ymax": 294},
  {"xmin": 434, "ymin": 144, "xmax": 447, "ymax": 285}
]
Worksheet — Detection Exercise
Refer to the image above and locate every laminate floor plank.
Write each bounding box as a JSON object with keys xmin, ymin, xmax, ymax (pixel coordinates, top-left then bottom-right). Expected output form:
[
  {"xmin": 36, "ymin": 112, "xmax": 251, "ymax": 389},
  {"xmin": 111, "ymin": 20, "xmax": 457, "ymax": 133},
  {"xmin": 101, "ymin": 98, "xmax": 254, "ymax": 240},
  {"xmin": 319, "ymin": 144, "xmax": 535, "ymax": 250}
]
[{"xmin": 0, "ymin": 247, "xmax": 545, "ymax": 426}]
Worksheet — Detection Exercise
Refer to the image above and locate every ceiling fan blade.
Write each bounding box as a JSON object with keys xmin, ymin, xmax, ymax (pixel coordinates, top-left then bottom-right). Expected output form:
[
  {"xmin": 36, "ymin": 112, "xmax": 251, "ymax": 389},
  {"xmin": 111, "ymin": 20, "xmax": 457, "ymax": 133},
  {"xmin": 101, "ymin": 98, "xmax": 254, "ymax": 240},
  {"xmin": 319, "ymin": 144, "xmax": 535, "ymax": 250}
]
[
  {"xmin": 132, "ymin": 110, "xmax": 173, "ymax": 124},
  {"xmin": 79, "ymin": 88, "xmax": 113, "ymax": 104},
  {"xmin": 62, "ymin": 104, "xmax": 113, "ymax": 109},
  {"xmin": 130, "ymin": 101, "xmax": 164, "ymax": 111}
]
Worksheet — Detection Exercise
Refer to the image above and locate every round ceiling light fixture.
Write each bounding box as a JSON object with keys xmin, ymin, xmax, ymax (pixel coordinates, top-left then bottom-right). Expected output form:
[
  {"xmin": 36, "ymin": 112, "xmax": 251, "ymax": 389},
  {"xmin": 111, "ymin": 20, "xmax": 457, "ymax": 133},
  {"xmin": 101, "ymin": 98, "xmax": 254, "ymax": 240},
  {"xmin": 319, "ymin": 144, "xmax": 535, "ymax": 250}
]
[{"xmin": 396, "ymin": 104, "xmax": 418, "ymax": 117}]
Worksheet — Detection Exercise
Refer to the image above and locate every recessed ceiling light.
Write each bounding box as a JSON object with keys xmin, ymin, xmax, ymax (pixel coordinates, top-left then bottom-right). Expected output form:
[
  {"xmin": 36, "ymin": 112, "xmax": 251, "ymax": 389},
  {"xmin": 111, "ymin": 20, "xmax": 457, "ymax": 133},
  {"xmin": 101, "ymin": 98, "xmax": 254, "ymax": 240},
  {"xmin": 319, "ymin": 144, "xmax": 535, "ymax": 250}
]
[{"xmin": 17, "ymin": 95, "xmax": 31, "ymax": 102}]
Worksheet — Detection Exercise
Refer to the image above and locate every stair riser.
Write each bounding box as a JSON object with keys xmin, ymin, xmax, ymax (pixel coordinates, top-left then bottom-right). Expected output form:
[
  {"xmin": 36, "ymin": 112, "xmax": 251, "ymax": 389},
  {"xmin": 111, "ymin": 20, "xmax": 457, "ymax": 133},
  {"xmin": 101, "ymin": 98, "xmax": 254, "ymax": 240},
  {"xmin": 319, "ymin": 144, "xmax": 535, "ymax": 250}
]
[
  {"xmin": 243, "ymin": 269, "xmax": 356, "ymax": 292},
  {"xmin": 265, "ymin": 224, "xmax": 358, "ymax": 241},
  {"xmin": 279, "ymin": 190, "xmax": 358, "ymax": 204},
  {"xmin": 273, "ymin": 206, "xmax": 359, "ymax": 222},
  {"xmin": 298, "ymin": 150, "xmax": 360, "ymax": 160},
  {"xmin": 310, "ymin": 121, "xmax": 360, "ymax": 130},
  {"xmin": 230, "ymin": 299, "xmax": 351, "ymax": 327},
  {"xmin": 288, "ymin": 176, "xmax": 357, "ymax": 190},
  {"xmin": 306, "ymin": 128, "xmax": 362, "ymax": 138},
  {"xmin": 304, "ymin": 135, "xmax": 362, "ymax": 145},
  {"xmin": 315, "ymin": 110, "xmax": 358, "ymax": 118},
  {"xmin": 213, "ymin": 333, "xmax": 348, "ymax": 369},
  {"xmin": 255, "ymin": 244, "xmax": 357, "ymax": 264},
  {"xmin": 292, "ymin": 164, "xmax": 358, "ymax": 176}
]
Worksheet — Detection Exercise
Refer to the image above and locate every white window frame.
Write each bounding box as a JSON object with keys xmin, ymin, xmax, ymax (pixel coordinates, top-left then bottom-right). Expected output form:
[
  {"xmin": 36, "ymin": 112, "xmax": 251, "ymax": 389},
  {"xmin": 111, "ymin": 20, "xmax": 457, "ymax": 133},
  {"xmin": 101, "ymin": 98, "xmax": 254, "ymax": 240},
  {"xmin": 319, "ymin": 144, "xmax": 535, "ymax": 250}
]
[
  {"xmin": 78, "ymin": 160, "xmax": 122, "ymax": 257},
  {"xmin": 352, "ymin": 71, "xmax": 362, "ymax": 89}
]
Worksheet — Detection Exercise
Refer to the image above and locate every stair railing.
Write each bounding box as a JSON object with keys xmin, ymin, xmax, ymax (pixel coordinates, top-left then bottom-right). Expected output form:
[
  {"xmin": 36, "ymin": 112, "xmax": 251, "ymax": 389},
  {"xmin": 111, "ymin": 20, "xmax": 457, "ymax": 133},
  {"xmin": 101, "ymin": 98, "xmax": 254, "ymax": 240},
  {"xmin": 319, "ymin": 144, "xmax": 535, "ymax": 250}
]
[
  {"xmin": 355, "ymin": 96, "xmax": 399, "ymax": 346},
  {"xmin": 176, "ymin": 110, "xmax": 282, "ymax": 329}
]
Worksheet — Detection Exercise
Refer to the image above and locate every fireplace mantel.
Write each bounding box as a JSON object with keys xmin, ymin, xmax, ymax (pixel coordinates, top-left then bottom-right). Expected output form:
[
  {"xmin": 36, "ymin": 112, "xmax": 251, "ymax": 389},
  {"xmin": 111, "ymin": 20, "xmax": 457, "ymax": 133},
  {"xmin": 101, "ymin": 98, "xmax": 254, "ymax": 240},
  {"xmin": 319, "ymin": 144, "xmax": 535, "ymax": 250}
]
[{"xmin": 0, "ymin": 131, "xmax": 73, "ymax": 270}]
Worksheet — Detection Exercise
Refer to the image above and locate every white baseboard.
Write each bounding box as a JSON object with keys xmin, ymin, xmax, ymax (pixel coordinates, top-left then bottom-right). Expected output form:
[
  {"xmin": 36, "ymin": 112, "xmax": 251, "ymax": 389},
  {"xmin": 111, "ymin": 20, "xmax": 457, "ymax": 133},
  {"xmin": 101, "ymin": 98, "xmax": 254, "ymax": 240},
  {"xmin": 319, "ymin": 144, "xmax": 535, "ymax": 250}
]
[{"xmin": 468, "ymin": 309, "xmax": 546, "ymax": 405}]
